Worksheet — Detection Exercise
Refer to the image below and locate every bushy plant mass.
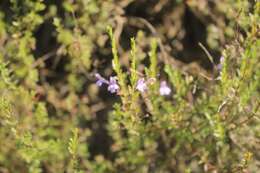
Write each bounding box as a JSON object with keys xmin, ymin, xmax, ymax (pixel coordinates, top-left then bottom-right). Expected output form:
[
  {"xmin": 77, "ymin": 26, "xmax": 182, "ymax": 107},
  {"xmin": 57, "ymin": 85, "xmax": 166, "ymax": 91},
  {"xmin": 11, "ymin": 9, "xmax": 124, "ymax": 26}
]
[{"xmin": 0, "ymin": 0, "xmax": 259, "ymax": 172}]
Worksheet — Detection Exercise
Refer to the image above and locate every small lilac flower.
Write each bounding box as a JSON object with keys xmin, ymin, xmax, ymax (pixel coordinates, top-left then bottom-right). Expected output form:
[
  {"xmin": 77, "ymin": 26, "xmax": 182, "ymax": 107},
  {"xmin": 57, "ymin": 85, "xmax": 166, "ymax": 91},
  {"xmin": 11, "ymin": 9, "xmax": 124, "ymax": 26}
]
[
  {"xmin": 95, "ymin": 73, "xmax": 109, "ymax": 86},
  {"xmin": 107, "ymin": 76, "xmax": 120, "ymax": 93},
  {"xmin": 159, "ymin": 81, "xmax": 171, "ymax": 96},
  {"xmin": 136, "ymin": 78, "xmax": 147, "ymax": 92},
  {"xmin": 217, "ymin": 56, "xmax": 225, "ymax": 70}
]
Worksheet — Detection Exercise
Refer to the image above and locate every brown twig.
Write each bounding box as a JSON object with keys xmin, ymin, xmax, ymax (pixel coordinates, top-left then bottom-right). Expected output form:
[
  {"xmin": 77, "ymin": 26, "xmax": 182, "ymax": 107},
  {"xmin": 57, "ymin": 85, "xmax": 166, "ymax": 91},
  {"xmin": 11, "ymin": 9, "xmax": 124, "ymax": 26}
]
[
  {"xmin": 32, "ymin": 49, "xmax": 57, "ymax": 68},
  {"xmin": 229, "ymin": 102, "xmax": 260, "ymax": 131},
  {"xmin": 127, "ymin": 16, "xmax": 182, "ymax": 68},
  {"xmin": 126, "ymin": 16, "xmax": 214, "ymax": 80}
]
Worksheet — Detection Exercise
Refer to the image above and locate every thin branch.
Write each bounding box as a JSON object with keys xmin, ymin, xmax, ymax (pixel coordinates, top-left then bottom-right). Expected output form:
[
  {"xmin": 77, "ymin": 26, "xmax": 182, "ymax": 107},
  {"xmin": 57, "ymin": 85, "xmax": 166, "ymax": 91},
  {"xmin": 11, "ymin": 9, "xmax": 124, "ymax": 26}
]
[
  {"xmin": 127, "ymin": 16, "xmax": 183, "ymax": 68},
  {"xmin": 32, "ymin": 49, "xmax": 57, "ymax": 68},
  {"xmin": 198, "ymin": 42, "xmax": 216, "ymax": 69},
  {"xmin": 229, "ymin": 102, "xmax": 260, "ymax": 131}
]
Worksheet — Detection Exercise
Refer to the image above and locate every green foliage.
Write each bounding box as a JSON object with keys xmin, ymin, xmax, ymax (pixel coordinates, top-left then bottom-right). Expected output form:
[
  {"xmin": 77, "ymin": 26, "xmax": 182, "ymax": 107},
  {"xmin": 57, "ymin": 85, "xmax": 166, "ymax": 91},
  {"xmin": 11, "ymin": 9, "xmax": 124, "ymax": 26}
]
[
  {"xmin": 0, "ymin": 0, "xmax": 259, "ymax": 172},
  {"xmin": 107, "ymin": 26, "xmax": 128, "ymax": 98},
  {"xmin": 130, "ymin": 37, "xmax": 138, "ymax": 87},
  {"xmin": 68, "ymin": 128, "xmax": 81, "ymax": 173}
]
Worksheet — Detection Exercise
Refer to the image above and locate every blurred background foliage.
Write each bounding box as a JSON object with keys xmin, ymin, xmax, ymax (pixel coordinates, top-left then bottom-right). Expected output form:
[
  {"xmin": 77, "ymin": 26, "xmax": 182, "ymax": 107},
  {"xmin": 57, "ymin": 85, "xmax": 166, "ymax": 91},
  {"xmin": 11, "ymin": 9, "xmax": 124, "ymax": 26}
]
[{"xmin": 0, "ymin": 0, "xmax": 259, "ymax": 172}]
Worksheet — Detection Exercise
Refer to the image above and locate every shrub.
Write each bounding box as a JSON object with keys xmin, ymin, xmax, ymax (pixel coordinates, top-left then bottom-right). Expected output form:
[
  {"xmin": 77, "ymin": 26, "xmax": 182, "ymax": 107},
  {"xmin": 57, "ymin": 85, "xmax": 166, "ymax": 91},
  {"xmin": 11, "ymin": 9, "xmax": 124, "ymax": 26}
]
[{"xmin": 0, "ymin": 0, "xmax": 259, "ymax": 172}]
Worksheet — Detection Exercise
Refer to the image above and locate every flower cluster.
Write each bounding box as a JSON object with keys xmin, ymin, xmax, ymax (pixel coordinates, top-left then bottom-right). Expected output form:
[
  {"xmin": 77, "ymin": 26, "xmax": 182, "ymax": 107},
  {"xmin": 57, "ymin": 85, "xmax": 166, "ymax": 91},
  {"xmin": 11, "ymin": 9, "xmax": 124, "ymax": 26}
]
[
  {"xmin": 135, "ymin": 78, "xmax": 171, "ymax": 96},
  {"xmin": 95, "ymin": 73, "xmax": 120, "ymax": 93},
  {"xmin": 95, "ymin": 73, "xmax": 171, "ymax": 96}
]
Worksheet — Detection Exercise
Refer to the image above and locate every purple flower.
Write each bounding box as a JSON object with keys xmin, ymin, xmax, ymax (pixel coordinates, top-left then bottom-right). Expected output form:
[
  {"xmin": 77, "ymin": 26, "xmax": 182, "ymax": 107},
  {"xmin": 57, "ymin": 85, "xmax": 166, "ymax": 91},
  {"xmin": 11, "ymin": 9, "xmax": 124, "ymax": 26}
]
[
  {"xmin": 217, "ymin": 56, "xmax": 224, "ymax": 70},
  {"xmin": 159, "ymin": 81, "xmax": 171, "ymax": 96},
  {"xmin": 95, "ymin": 73, "xmax": 109, "ymax": 86},
  {"xmin": 107, "ymin": 76, "xmax": 120, "ymax": 93},
  {"xmin": 95, "ymin": 73, "xmax": 119, "ymax": 94},
  {"xmin": 136, "ymin": 78, "xmax": 147, "ymax": 92}
]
